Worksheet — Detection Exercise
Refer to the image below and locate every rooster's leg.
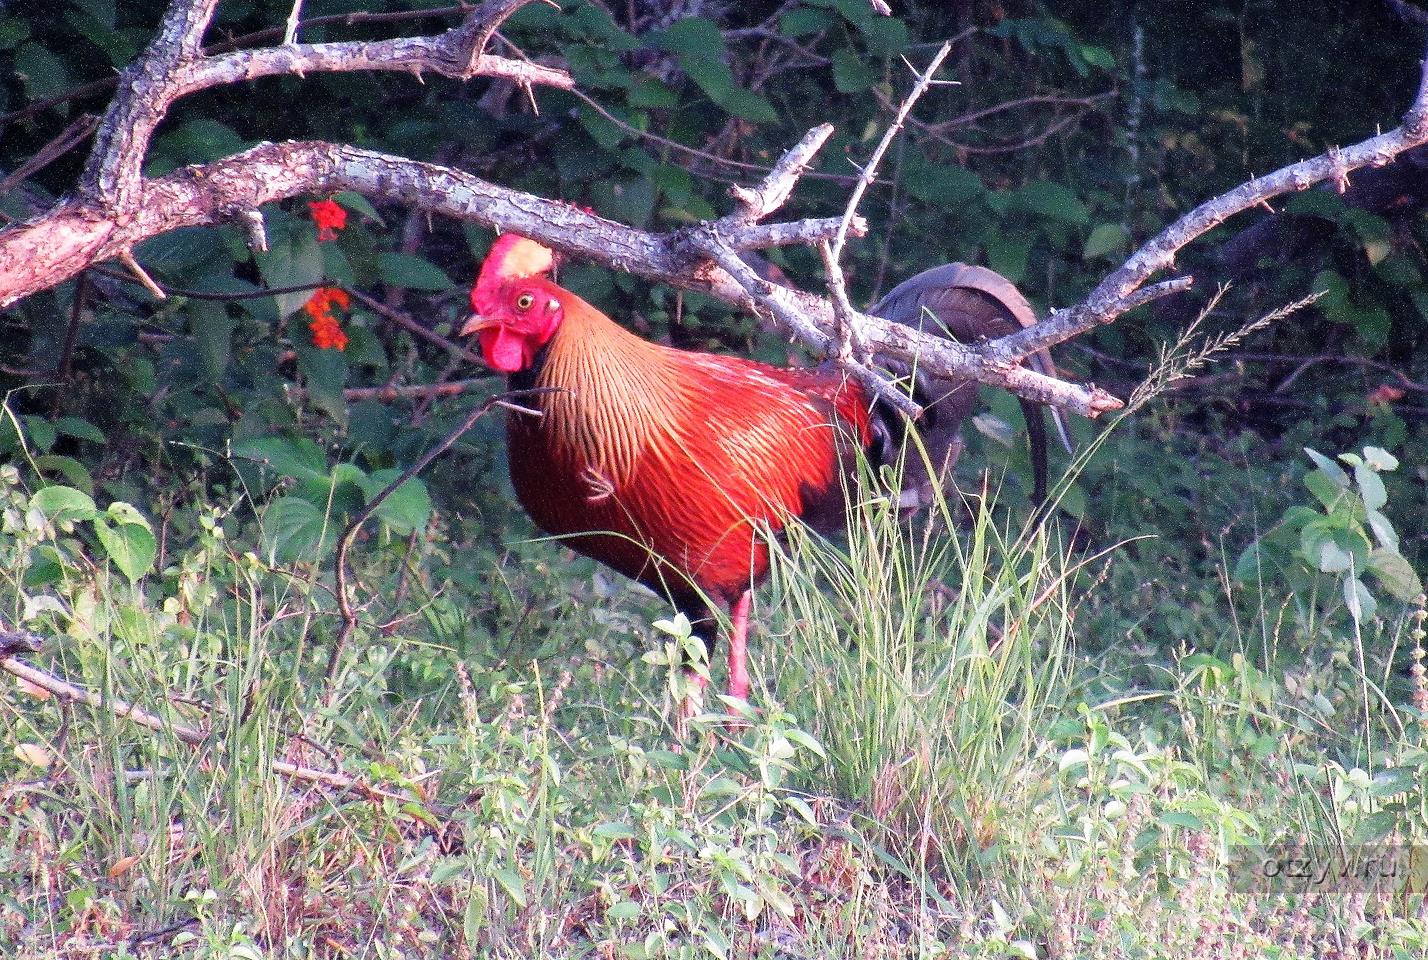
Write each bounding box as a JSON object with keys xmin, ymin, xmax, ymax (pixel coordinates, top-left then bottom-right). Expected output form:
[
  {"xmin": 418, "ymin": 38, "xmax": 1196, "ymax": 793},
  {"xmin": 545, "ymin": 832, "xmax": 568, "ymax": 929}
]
[{"xmin": 726, "ymin": 590, "xmax": 753, "ymax": 701}]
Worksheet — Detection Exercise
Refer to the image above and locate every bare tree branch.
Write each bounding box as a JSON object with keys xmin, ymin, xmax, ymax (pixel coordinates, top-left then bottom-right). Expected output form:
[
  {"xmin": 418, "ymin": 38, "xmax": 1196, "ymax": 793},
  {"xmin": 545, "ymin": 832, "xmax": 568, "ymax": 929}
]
[
  {"xmin": 983, "ymin": 46, "xmax": 1428, "ymax": 370},
  {"xmin": 4, "ymin": 4, "xmax": 1428, "ymax": 424}
]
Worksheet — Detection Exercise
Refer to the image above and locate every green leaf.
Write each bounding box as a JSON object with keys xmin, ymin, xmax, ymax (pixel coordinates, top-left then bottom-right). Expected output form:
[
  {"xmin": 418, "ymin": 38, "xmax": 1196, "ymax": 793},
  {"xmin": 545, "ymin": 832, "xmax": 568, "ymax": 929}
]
[
  {"xmin": 1369, "ymin": 550, "xmax": 1423, "ymax": 602},
  {"xmin": 14, "ymin": 43, "xmax": 70, "ymax": 99},
  {"xmin": 333, "ymin": 191, "xmax": 381, "ymax": 225},
  {"xmin": 30, "ymin": 486, "xmax": 98, "ymax": 524},
  {"xmin": 1083, "ymin": 223, "xmax": 1128, "ymax": 260},
  {"xmin": 678, "ymin": 55, "xmax": 734, "ymax": 103},
  {"xmin": 492, "ymin": 867, "xmax": 527, "ymax": 908},
  {"xmin": 1364, "ymin": 509, "xmax": 1399, "ymax": 551},
  {"xmin": 606, "ymin": 901, "xmax": 641, "ymax": 921},
  {"xmin": 1353, "ymin": 463, "xmax": 1387, "ymax": 510},
  {"xmin": 257, "ymin": 232, "xmax": 326, "ymax": 320},
  {"xmin": 106, "ymin": 502, "xmax": 151, "ymax": 531},
  {"xmin": 1233, "ymin": 541, "xmax": 1265, "ymax": 582},
  {"xmin": 22, "ymin": 415, "xmax": 56, "ymax": 452},
  {"xmin": 654, "ymin": 17, "xmax": 725, "ymax": 57},
  {"xmin": 94, "ymin": 520, "xmax": 156, "ymax": 583},
  {"xmin": 1343, "ymin": 576, "xmax": 1377, "ymax": 624},
  {"xmin": 591, "ymin": 822, "xmax": 639, "ymax": 841},
  {"xmin": 831, "ymin": 49, "xmax": 877, "ymax": 93},
  {"xmin": 297, "ymin": 344, "xmax": 349, "ymax": 422},
  {"xmin": 1303, "ymin": 448, "xmax": 1350, "ymax": 488},
  {"xmin": 232, "ymin": 435, "xmax": 328, "ymax": 486},
  {"xmin": 779, "ymin": 8, "xmax": 833, "ymax": 36},
  {"xmin": 262, "ymin": 495, "xmax": 334, "ymax": 562},
  {"xmin": 361, "ymin": 470, "xmax": 432, "ymax": 535},
  {"xmin": 1303, "ymin": 469, "xmax": 1343, "ymax": 510},
  {"xmin": 376, "ymin": 252, "xmax": 453, "ymax": 291},
  {"xmin": 1080, "ymin": 44, "xmax": 1116, "ymax": 69},
  {"xmin": 1362, "ymin": 446, "xmax": 1398, "ymax": 471},
  {"xmin": 720, "ymin": 87, "xmax": 778, "ymax": 124},
  {"xmin": 1016, "ymin": 181, "xmax": 1090, "ymax": 225},
  {"xmin": 1157, "ymin": 811, "xmax": 1204, "ymax": 830},
  {"xmin": 53, "ymin": 417, "xmax": 105, "ymax": 444},
  {"xmin": 35, "ymin": 456, "xmax": 93, "ymax": 495},
  {"xmin": 1317, "ymin": 541, "xmax": 1352, "ymax": 574},
  {"xmin": 191, "ymin": 300, "xmax": 236, "ymax": 380},
  {"xmin": 0, "ymin": 18, "xmax": 32, "ymax": 51}
]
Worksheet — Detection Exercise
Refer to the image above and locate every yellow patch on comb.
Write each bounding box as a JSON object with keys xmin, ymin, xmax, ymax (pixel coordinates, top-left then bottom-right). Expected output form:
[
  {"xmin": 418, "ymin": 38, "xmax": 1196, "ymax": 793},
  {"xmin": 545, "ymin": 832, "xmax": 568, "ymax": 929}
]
[{"xmin": 489, "ymin": 234, "xmax": 556, "ymax": 281}]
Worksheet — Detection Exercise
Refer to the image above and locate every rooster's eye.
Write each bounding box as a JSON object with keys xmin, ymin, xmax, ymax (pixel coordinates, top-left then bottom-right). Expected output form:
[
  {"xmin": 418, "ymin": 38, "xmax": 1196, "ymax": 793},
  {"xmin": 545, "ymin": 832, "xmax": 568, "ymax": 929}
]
[{"xmin": 515, "ymin": 293, "xmax": 535, "ymax": 310}]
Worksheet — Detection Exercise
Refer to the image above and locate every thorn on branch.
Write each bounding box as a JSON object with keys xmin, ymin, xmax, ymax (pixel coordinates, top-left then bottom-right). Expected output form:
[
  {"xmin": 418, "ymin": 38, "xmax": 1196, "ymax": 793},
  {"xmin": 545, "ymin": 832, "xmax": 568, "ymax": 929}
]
[{"xmin": 117, "ymin": 250, "xmax": 167, "ymax": 300}]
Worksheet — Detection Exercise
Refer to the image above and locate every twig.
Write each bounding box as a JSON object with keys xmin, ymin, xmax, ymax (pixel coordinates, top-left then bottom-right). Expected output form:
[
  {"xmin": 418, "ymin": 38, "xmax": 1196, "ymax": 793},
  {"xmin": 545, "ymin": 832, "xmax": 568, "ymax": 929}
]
[
  {"xmin": 0, "ymin": 628, "xmax": 414, "ymax": 804},
  {"xmin": 345, "ymin": 287, "xmax": 487, "ymax": 367},
  {"xmin": 831, "ymin": 42, "xmax": 952, "ymax": 261},
  {"xmin": 824, "ymin": 42, "xmax": 951, "ymax": 375},
  {"xmin": 729, "ymin": 124, "xmax": 834, "ymax": 220},
  {"xmin": 0, "ymin": 114, "xmax": 101, "ymax": 197},
  {"xmin": 322, "ymin": 387, "xmax": 558, "ymax": 704}
]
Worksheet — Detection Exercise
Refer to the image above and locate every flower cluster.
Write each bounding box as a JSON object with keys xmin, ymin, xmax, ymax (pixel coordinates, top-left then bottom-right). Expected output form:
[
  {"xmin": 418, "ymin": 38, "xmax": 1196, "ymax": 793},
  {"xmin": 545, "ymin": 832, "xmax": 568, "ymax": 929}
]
[
  {"xmin": 303, "ymin": 287, "xmax": 350, "ymax": 351},
  {"xmin": 308, "ymin": 198, "xmax": 347, "ymax": 242}
]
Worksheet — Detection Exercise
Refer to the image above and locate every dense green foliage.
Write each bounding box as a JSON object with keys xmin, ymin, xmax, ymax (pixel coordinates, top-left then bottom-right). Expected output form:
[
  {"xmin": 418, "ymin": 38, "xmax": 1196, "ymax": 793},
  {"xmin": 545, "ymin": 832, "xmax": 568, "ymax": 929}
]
[{"xmin": 2, "ymin": 0, "xmax": 1428, "ymax": 956}]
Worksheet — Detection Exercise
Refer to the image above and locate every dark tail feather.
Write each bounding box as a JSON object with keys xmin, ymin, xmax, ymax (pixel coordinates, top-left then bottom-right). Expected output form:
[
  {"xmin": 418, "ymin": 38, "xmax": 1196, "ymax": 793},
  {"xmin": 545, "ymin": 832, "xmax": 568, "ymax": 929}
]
[{"xmin": 869, "ymin": 262, "xmax": 1072, "ymax": 514}]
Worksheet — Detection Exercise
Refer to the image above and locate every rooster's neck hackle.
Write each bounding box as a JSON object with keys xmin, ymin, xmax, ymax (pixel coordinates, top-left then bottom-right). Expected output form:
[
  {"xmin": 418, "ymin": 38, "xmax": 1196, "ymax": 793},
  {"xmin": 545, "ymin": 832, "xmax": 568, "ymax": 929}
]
[{"xmin": 525, "ymin": 290, "xmax": 688, "ymax": 485}]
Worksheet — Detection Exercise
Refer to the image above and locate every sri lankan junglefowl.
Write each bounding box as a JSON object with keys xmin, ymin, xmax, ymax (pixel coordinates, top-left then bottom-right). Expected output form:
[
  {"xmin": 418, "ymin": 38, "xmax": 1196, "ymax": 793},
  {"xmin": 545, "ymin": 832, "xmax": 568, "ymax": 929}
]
[{"xmin": 461, "ymin": 234, "xmax": 1067, "ymax": 706}]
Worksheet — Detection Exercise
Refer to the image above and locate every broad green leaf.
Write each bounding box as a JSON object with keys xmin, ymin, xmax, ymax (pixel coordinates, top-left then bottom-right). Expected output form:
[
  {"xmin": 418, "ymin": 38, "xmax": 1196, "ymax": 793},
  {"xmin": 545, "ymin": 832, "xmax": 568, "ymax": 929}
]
[
  {"xmin": 1362, "ymin": 446, "xmax": 1398, "ymax": 470},
  {"xmin": 1083, "ymin": 223, "xmax": 1128, "ymax": 259},
  {"xmin": 361, "ymin": 469, "xmax": 432, "ymax": 534},
  {"xmin": 376, "ymin": 252, "xmax": 454, "ymax": 291},
  {"xmin": 257, "ymin": 232, "xmax": 326, "ymax": 320},
  {"xmin": 1364, "ymin": 508, "xmax": 1399, "ymax": 551},
  {"xmin": 591, "ymin": 822, "xmax": 639, "ymax": 841},
  {"xmin": 232, "ymin": 436, "xmax": 328, "ymax": 484},
  {"xmin": 720, "ymin": 87, "xmax": 778, "ymax": 124},
  {"xmin": 493, "ymin": 867, "xmax": 527, "ymax": 908},
  {"xmin": 779, "ymin": 8, "xmax": 833, "ymax": 36},
  {"xmin": 654, "ymin": 17, "xmax": 725, "ymax": 57},
  {"xmin": 262, "ymin": 495, "xmax": 334, "ymax": 562},
  {"xmin": 190, "ymin": 300, "xmax": 236, "ymax": 381},
  {"xmin": 1017, "ymin": 180, "xmax": 1090, "ymax": 225},
  {"xmin": 53, "ymin": 417, "xmax": 105, "ymax": 444},
  {"xmin": 831, "ymin": 49, "xmax": 877, "ymax": 93},
  {"xmin": 1303, "ymin": 469, "xmax": 1343, "ymax": 510},
  {"xmin": 35, "ymin": 456, "xmax": 93, "ymax": 496},
  {"xmin": 106, "ymin": 502, "xmax": 151, "ymax": 531},
  {"xmin": 95, "ymin": 520, "xmax": 156, "ymax": 583},
  {"xmin": 1369, "ymin": 550, "xmax": 1423, "ymax": 602},
  {"xmin": 1343, "ymin": 576, "xmax": 1377, "ymax": 624},
  {"xmin": 678, "ymin": 55, "xmax": 735, "ymax": 103},
  {"xmin": 30, "ymin": 486, "xmax": 98, "ymax": 524},
  {"xmin": 1303, "ymin": 448, "xmax": 1349, "ymax": 488},
  {"xmin": 1317, "ymin": 541, "xmax": 1351, "ymax": 573},
  {"xmin": 296, "ymin": 344, "xmax": 348, "ymax": 422},
  {"xmin": 14, "ymin": 43, "xmax": 70, "ymax": 99},
  {"xmin": 333, "ymin": 191, "xmax": 381, "ymax": 225},
  {"xmin": 22, "ymin": 416, "xmax": 56, "ymax": 452},
  {"xmin": 1353, "ymin": 463, "xmax": 1387, "ymax": 510}
]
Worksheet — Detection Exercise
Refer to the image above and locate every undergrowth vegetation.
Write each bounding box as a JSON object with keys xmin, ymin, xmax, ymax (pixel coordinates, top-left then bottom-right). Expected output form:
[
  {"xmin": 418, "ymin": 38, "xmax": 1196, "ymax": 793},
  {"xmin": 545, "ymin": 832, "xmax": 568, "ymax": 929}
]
[{"xmin": 1, "ymin": 405, "xmax": 1426, "ymax": 958}]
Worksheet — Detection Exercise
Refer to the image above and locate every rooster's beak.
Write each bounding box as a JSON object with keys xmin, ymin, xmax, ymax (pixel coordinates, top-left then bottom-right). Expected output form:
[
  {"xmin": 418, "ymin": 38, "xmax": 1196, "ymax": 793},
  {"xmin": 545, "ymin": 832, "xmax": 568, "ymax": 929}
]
[{"xmin": 459, "ymin": 313, "xmax": 496, "ymax": 338}]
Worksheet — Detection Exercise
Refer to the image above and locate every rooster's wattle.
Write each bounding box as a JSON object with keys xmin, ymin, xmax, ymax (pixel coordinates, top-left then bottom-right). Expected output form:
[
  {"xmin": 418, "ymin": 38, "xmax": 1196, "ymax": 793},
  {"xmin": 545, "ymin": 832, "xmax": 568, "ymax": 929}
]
[{"xmin": 462, "ymin": 235, "xmax": 1064, "ymax": 704}]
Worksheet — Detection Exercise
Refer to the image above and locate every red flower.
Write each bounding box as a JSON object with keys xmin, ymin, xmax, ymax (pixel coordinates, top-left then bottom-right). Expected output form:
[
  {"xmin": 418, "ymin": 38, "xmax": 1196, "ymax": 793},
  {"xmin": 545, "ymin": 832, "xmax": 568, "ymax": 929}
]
[
  {"xmin": 302, "ymin": 287, "xmax": 351, "ymax": 351},
  {"xmin": 308, "ymin": 198, "xmax": 348, "ymax": 242}
]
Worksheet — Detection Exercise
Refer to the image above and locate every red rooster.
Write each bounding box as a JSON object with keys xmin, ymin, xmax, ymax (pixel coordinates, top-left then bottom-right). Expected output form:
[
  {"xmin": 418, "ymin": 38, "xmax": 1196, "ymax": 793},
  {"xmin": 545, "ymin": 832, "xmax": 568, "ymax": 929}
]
[{"xmin": 462, "ymin": 234, "xmax": 1065, "ymax": 706}]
